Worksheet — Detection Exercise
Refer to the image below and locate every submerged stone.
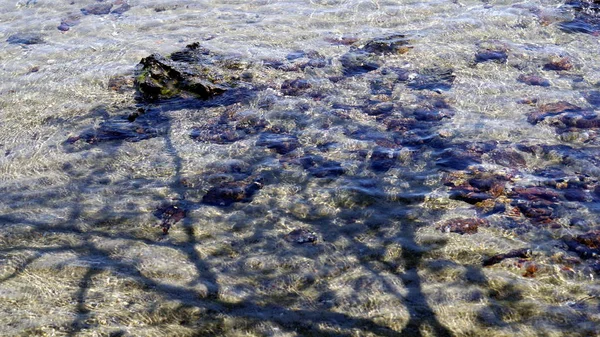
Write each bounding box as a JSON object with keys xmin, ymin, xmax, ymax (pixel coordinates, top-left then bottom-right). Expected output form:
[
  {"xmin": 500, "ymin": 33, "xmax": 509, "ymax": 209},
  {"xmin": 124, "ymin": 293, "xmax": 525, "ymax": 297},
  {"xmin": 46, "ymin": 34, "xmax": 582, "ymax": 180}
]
[
  {"xmin": 339, "ymin": 51, "xmax": 381, "ymax": 76},
  {"xmin": 360, "ymin": 34, "xmax": 412, "ymax": 55},
  {"xmin": 154, "ymin": 204, "xmax": 187, "ymax": 234},
  {"xmin": 111, "ymin": 4, "xmax": 132, "ymax": 15},
  {"xmin": 6, "ymin": 33, "xmax": 44, "ymax": 45},
  {"xmin": 202, "ymin": 178, "xmax": 264, "ymax": 207},
  {"xmin": 280, "ymin": 78, "xmax": 311, "ymax": 96},
  {"xmin": 407, "ymin": 68, "xmax": 455, "ymax": 92},
  {"xmin": 543, "ymin": 56, "xmax": 574, "ymax": 71},
  {"xmin": 81, "ymin": 3, "xmax": 113, "ymax": 15},
  {"xmin": 475, "ymin": 49, "xmax": 508, "ymax": 64},
  {"xmin": 256, "ymin": 133, "xmax": 300, "ymax": 154},
  {"xmin": 560, "ymin": 0, "xmax": 600, "ymax": 34},
  {"xmin": 517, "ymin": 74, "xmax": 550, "ymax": 87},
  {"xmin": 285, "ymin": 228, "xmax": 318, "ymax": 244},
  {"xmin": 564, "ymin": 230, "xmax": 600, "ymax": 259},
  {"xmin": 483, "ymin": 248, "xmax": 532, "ymax": 266},
  {"xmin": 66, "ymin": 113, "xmax": 166, "ymax": 145},
  {"xmin": 438, "ymin": 218, "xmax": 487, "ymax": 234}
]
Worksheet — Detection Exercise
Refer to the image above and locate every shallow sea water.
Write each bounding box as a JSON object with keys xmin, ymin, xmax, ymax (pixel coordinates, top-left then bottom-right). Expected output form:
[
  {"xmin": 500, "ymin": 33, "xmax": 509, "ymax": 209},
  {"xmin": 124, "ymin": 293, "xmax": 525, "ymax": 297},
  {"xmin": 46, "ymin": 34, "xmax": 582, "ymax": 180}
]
[{"xmin": 1, "ymin": 0, "xmax": 600, "ymax": 336}]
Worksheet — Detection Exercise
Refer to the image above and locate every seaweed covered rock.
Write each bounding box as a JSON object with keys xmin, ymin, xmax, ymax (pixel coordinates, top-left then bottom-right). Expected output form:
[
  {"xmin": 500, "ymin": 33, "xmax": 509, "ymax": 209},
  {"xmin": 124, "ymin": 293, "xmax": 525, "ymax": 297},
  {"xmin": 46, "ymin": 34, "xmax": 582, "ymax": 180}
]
[{"xmin": 135, "ymin": 43, "xmax": 249, "ymax": 101}]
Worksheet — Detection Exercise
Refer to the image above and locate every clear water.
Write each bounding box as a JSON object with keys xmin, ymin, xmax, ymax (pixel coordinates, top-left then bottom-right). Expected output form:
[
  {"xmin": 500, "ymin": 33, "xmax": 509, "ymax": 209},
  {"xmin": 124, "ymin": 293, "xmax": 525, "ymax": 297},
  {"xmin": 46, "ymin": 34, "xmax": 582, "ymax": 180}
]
[{"xmin": 1, "ymin": 0, "xmax": 600, "ymax": 336}]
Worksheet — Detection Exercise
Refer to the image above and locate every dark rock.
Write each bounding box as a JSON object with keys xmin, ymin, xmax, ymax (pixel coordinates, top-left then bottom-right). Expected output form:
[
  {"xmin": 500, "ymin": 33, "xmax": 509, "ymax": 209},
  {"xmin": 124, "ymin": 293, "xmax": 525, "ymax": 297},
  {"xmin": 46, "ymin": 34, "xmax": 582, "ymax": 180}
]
[
  {"xmin": 564, "ymin": 188, "xmax": 591, "ymax": 202},
  {"xmin": 436, "ymin": 148, "xmax": 482, "ymax": 170},
  {"xmin": 450, "ymin": 190, "xmax": 492, "ymax": 204},
  {"xmin": 360, "ymin": 34, "xmax": 412, "ymax": 55},
  {"xmin": 560, "ymin": 0, "xmax": 600, "ymax": 34},
  {"xmin": 475, "ymin": 49, "xmax": 508, "ymax": 64},
  {"xmin": 111, "ymin": 4, "xmax": 132, "ymax": 15},
  {"xmin": 407, "ymin": 68, "xmax": 455, "ymax": 92},
  {"xmin": 517, "ymin": 74, "xmax": 550, "ymax": 87},
  {"xmin": 483, "ymin": 248, "xmax": 532, "ymax": 266},
  {"xmin": 339, "ymin": 51, "xmax": 381, "ymax": 76},
  {"xmin": 66, "ymin": 112, "xmax": 167, "ymax": 145},
  {"xmin": 511, "ymin": 186, "xmax": 560, "ymax": 202},
  {"xmin": 564, "ymin": 230, "xmax": 600, "ymax": 259},
  {"xmin": 285, "ymin": 228, "xmax": 318, "ymax": 244},
  {"xmin": 363, "ymin": 101, "xmax": 394, "ymax": 116},
  {"xmin": 154, "ymin": 204, "xmax": 186, "ymax": 234},
  {"xmin": 489, "ymin": 148, "xmax": 526, "ymax": 167},
  {"xmin": 57, "ymin": 14, "xmax": 81, "ymax": 31},
  {"xmin": 135, "ymin": 52, "xmax": 228, "ymax": 101},
  {"xmin": 438, "ymin": 218, "xmax": 487, "ymax": 234},
  {"xmin": 527, "ymin": 101, "xmax": 582, "ymax": 124},
  {"xmin": 202, "ymin": 178, "xmax": 263, "ymax": 207},
  {"xmin": 280, "ymin": 78, "xmax": 311, "ymax": 96},
  {"xmin": 584, "ymin": 90, "xmax": 600, "ymax": 107},
  {"xmin": 256, "ymin": 133, "xmax": 300, "ymax": 154},
  {"xmin": 413, "ymin": 106, "xmax": 454, "ymax": 121},
  {"xmin": 298, "ymin": 155, "xmax": 345, "ymax": 178},
  {"xmin": 324, "ymin": 36, "xmax": 359, "ymax": 46},
  {"xmin": 6, "ymin": 33, "xmax": 44, "ymax": 45},
  {"xmin": 543, "ymin": 56, "xmax": 573, "ymax": 71},
  {"xmin": 81, "ymin": 3, "xmax": 113, "ymax": 15},
  {"xmin": 370, "ymin": 147, "xmax": 397, "ymax": 172}
]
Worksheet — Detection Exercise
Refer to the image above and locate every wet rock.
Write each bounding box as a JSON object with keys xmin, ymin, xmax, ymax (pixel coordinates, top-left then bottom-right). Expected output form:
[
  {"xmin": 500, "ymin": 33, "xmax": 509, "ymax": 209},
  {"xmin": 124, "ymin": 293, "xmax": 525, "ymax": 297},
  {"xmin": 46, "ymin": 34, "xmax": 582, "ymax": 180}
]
[
  {"xmin": 517, "ymin": 74, "xmax": 550, "ymax": 87},
  {"xmin": 413, "ymin": 106, "xmax": 455, "ymax": 121},
  {"xmin": 560, "ymin": 0, "xmax": 600, "ymax": 34},
  {"xmin": 370, "ymin": 147, "xmax": 397, "ymax": 172},
  {"xmin": 154, "ymin": 204, "xmax": 186, "ymax": 234},
  {"xmin": 256, "ymin": 133, "xmax": 300, "ymax": 154},
  {"xmin": 111, "ymin": 4, "xmax": 132, "ymax": 15},
  {"xmin": 436, "ymin": 148, "xmax": 482, "ymax": 170},
  {"xmin": 483, "ymin": 248, "xmax": 532, "ymax": 266},
  {"xmin": 363, "ymin": 101, "xmax": 394, "ymax": 116},
  {"xmin": 190, "ymin": 110, "xmax": 267, "ymax": 145},
  {"xmin": 6, "ymin": 33, "xmax": 44, "ymax": 45},
  {"xmin": 489, "ymin": 148, "xmax": 526, "ymax": 167},
  {"xmin": 407, "ymin": 68, "xmax": 455, "ymax": 92},
  {"xmin": 108, "ymin": 75, "xmax": 134, "ymax": 93},
  {"xmin": 511, "ymin": 186, "xmax": 560, "ymax": 202},
  {"xmin": 280, "ymin": 78, "xmax": 311, "ymax": 96},
  {"xmin": 57, "ymin": 14, "xmax": 81, "ymax": 31},
  {"xmin": 543, "ymin": 56, "xmax": 574, "ymax": 71},
  {"xmin": 65, "ymin": 112, "xmax": 166, "ymax": 145},
  {"xmin": 564, "ymin": 230, "xmax": 600, "ymax": 259},
  {"xmin": 527, "ymin": 101, "xmax": 582, "ymax": 124},
  {"xmin": 475, "ymin": 49, "xmax": 508, "ymax": 64},
  {"xmin": 202, "ymin": 178, "xmax": 264, "ymax": 207},
  {"xmin": 135, "ymin": 51, "xmax": 228, "ymax": 101},
  {"xmin": 298, "ymin": 155, "xmax": 345, "ymax": 178},
  {"xmin": 438, "ymin": 218, "xmax": 487, "ymax": 234},
  {"xmin": 450, "ymin": 190, "xmax": 493, "ymax": 204},
  {"xmin": 360, "ymin": 34, "xmax": 412, "ymax": 55},
  {"xmin": 564, "ymin": 188, "xmax": 591, "ymax": 202},
  {"xmin": 339, "ymin": 51, "xmax": 381, "ymax": 76},
  {"xmin": 81, "ymin": 3, "xmax": 113, "ymax": 15},
  {"xmin": 324, "ymin": 36, "xmax": 359, "ymax": 46},
  {"xmin": 285, "ymin": 228, "xmax": 318, "ymax": 244},
  {"xmin": 584, "ymin": 90, "xmax": 600, "ymax": 107}
]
